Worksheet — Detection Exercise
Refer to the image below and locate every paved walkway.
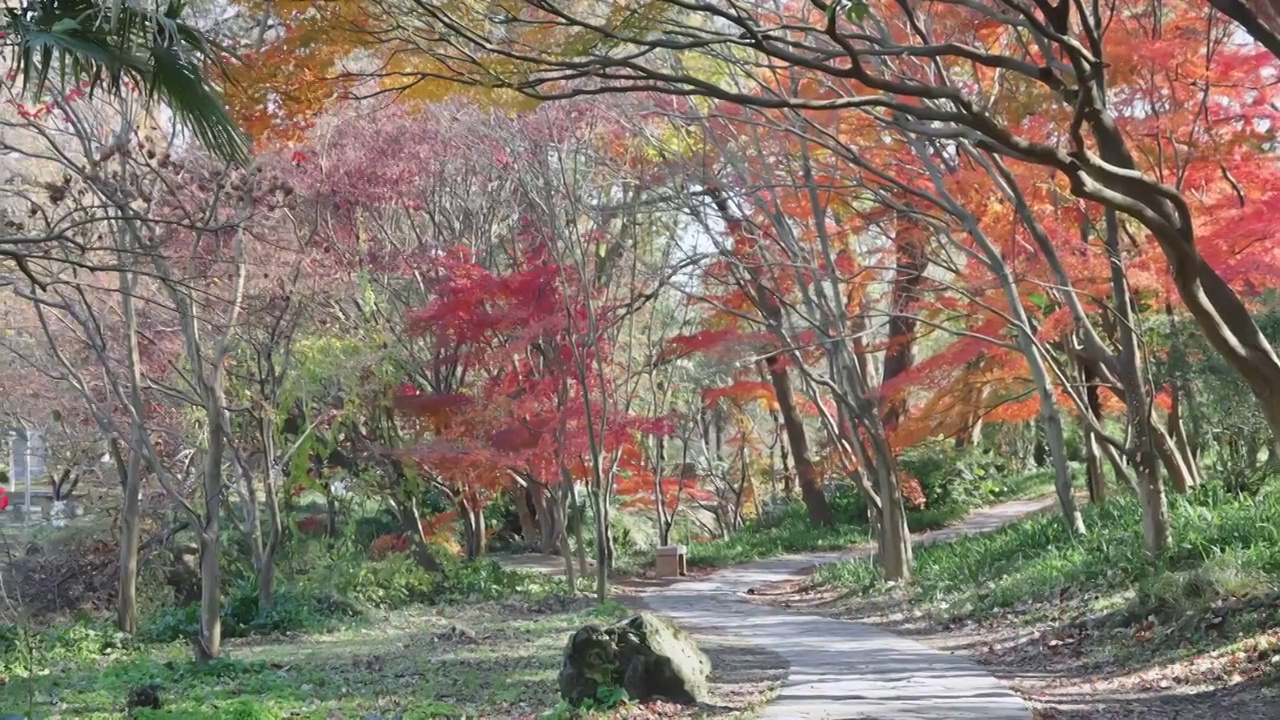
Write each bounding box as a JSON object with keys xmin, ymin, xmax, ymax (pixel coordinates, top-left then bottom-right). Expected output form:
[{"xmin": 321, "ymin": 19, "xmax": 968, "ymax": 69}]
[{"xmin": 638, "ymin": 497, "xmax": 1058, "ymax": 719}]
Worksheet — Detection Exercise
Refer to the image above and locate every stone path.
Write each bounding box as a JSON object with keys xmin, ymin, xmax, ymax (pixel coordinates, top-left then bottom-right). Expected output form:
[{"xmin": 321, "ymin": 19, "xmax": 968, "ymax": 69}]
[{"xmin": 636, "ymin": 497, "xmax": 1059, "ymax": 719}]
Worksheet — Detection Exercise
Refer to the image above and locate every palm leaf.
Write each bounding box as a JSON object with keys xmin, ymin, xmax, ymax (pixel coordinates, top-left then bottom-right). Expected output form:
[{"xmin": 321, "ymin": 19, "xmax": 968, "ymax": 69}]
[{"xmin": 3, "ymin": 0, "xmax": 249, "ymax": 165}]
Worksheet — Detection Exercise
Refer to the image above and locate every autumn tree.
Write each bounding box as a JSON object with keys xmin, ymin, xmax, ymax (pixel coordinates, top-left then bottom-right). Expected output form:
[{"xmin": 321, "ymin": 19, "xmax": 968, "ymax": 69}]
[
  {"xmin": 1, "ymin": 82, "xmax": 295, "ymax": 651},
  {"xmin": 329, "ymin": 0, "xmax": 1280, "ymax": 469}
]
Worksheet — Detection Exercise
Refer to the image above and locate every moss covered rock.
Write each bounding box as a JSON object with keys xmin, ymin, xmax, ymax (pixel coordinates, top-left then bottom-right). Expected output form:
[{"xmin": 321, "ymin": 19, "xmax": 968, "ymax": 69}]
[{"xmin": 557, "ymin": 613, "xmax": 710, "ymax": 707}]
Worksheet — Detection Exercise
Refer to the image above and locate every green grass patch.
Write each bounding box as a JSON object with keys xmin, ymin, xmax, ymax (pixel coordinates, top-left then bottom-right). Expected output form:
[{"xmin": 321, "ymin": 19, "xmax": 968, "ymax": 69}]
[
  {"xmin": 685, "ymin": 469, "xmax": 1055, "ymax": 570},
  {"xmin": 685, "ymin": 519, "xmax": 871, "ymax": 569},
  {"xmin": 0, "ymin": 600, "xmax": 632, "ymax": 719},
  {"xmin": 812, "ymin": 482, "xmax": 1280, "ymax": 626}
]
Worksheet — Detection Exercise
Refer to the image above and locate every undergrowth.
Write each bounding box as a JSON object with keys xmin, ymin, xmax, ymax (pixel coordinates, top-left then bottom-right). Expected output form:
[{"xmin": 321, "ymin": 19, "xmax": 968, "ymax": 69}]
[
  {"xmin": 1, "ymin": 552, "xmax": 567, "ymax": 690},
  {"xmin": 686, "ymin": 466, "xmax": 1054, "ymax": 569},
  {"xmin": 813, "ymin": 481, "xmax": 1280, "ymax": 625},
  {"xmin": 0, "ymin": 600, "xmax": 631, "ymax": 719}
]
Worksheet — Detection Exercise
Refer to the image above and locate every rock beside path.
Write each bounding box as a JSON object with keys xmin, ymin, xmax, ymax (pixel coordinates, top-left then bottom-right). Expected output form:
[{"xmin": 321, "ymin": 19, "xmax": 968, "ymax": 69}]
[{"xmin": 557, "ymin": 613, "xmax": 711, "ymax": 706}]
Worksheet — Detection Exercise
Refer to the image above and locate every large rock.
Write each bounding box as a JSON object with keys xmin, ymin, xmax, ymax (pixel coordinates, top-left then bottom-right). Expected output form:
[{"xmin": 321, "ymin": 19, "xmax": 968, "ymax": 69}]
[{"xmin": 557, "ymin": 613, "xmax": 711, "ymax": 707}]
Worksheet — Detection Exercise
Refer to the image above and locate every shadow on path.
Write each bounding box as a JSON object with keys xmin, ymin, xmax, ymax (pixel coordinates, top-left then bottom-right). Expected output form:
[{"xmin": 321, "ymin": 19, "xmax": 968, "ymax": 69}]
[{"xmin": 629, "ymin": 498, "xmax": 1059, "ymax": 719}]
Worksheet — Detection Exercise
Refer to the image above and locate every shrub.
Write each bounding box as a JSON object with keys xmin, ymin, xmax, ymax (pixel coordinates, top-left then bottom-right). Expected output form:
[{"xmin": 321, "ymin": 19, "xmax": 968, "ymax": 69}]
[
  {"xmin": 295, "ymin": 515, "xmax": 327, "ymax": 537},
  {"xmin": 327, "ymin": 553, "xmax": 440, "ymax": 609},
  {"xmin": 367, "ymin": 533, "xmax": 410, "ymax": 560},
  {"xmin": 0, "ymin": 621, "xmax": 135, "ymax": 676},
  {"xmin": 138, "ymin": 583, "xmax": 360, "ymax": 644},
  {"xmin": 350, "ymin": 509, "xmax": 402, "ymax": 547}
]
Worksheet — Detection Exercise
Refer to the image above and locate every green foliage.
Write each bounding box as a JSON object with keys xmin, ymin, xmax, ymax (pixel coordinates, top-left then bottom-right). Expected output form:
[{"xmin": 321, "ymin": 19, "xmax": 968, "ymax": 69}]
[
  {"xmin": 689, "ymin": 461, "xmax": 1055, "ymax": 569},
  {"xmin": 318, "ymin": 550, "xmax": 561, "ymax": 610},
  {"xmin": 812, "ymin": 480, "xmax": 1280, "ymax": 623},
  {"xmin": 0, "ymin": 601, "xmax": 633, "ymax": 719},
  {"xmin": 686, "ymin": 510, "xmax": 870, "ymax": 568},
  {"xmin": 1148, "ymin": 302, "xmax": 1280, "ymax": 488},
  {"xmin": 3, "ymin": 0, "xmax": 249, "ymax": 164},
  {"xmin": 0, "ymin": 621, "xmax": 135, "ymax": 677},
  {"xmin": 349, "ymin": 507, "xmax": 403, "ymax": 548},
  {"xmin": 899, "ymin": 445, "xmax": 1041, "ymax": 511},
  {"xmin": 543, "ymin": 685, "xmax": 631, "ymax": 719},
  {"xmin": 139, "ymin": 583, "xmax": 360, "ymax": 644}
]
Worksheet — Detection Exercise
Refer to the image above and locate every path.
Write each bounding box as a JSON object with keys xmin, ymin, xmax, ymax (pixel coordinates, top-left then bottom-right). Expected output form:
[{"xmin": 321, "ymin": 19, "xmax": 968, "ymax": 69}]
[
  {"xmin": 638, "ymin": 497, "xmax": 1054, "ymax": 719},
  {"xmin": 500, "ymin": 496, "xmax": 1058, "ymax": 718}
]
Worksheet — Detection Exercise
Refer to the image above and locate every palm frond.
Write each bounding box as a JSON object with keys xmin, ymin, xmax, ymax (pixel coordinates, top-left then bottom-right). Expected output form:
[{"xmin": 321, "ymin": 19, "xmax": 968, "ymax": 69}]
[{"xmin": 3, "ymin": 0, "xmax": 249, "ymax": 165}]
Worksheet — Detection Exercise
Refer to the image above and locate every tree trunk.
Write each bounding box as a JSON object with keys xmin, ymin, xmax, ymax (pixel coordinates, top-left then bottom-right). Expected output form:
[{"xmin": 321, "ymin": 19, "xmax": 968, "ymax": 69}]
[
  {"xmin": 196, "ymin": 385, "xmax": 227, "ymax": 662},
  {"xmin": 764, "ymin": 355, "xmax": 832, "ymax": 526},
  {"xmin": 556, "ymin": 475, "xmax": 576, "ymax": 589},
  {"xmin": 258, "ymin": 464, "xmax": 282, "ymax": 613},
  {"xmin": 1167, "ymin": 384, "xmax": 1205, "ymax": 489},
  {"xmin": 533, "ymin": 483, "xmax": 560, "ymax": 553},
  {"xmin": 1153, "ymin": 423, "xmax": 1197, "ymax": 496},
  {"xmin": 1136, "ymin": 447, "xmax": 1170, "ymax": 555},
  {"xmin": 399, "ymin": 499, "xmax": 443, "ymax": 574},
  {"xmin": 472, "ymin": 501, "xmax": 486, "ymax": 558},
  {"xmin": 651, "ymin": 433, "xmax": 669, "ymax": 546},
  {"xmin": 881, "ymin": 231, "xmax": 926, "ymax": 431},
  {"xmin": 1080, "ymin": 359, "xmax": 1108, "ymax": 504},
  {"xmin": 962, "ymin": 216, "xmax": 1084, "ymax": 534},
  {"xmin": 115, "ymin": 268, "xmax": 147, "ymax": 635},
  {"xmin": 513, "ymin": 482, "xmax": 541, "ymax": 548},
  {"xmin": 114, "ymin": 441, "xmax": 142, "ymax": 635},
  {"xmin": 777, "ymin": 410, "xmax": 794, "ymax": 497},
  {"xmin": 459, "ymin": 497, "xmax": 486, "ymax": 559},
  {"xmin": 1101, "ymin": 209, "xmax": 1171, "ymax": 555},
  {"xmin": 592, "ymin": 486, "xmax": 610, "ymax": 602}
]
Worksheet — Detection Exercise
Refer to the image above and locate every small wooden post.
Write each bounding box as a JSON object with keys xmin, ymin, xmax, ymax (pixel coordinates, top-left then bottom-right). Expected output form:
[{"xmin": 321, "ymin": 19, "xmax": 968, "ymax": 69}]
[{"xmin": 655, "ymin": 544, "xmax": 688, "ymax": 577}]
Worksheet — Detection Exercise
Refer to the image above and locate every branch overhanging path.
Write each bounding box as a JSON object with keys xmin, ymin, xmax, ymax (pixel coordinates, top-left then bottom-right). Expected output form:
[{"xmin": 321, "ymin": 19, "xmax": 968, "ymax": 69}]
[{"xmin": 634, "ymin": 498, "xmax": 1057, "ymax": 719}]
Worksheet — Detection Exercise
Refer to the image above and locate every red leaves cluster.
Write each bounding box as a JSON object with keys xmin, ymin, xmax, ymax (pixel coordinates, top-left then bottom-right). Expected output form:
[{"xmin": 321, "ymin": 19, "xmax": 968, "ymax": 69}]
[
  {"xmin": 367, "ymin": 533, "xmax": 409, "ymax": 560},
  {"xmin": 392, "ymin": 241, "xmax": 669, "ymax": 508}
]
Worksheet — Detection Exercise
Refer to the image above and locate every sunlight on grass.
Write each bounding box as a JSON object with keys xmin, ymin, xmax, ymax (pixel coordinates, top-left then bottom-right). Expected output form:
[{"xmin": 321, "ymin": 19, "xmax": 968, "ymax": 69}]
[
  {"xmin": 0, "ymin": 601, "xmax": 629, "ymax": 719},
  {"xmin": 813, "ymin": 484, "xmax": 1280, "ymax": 627}
]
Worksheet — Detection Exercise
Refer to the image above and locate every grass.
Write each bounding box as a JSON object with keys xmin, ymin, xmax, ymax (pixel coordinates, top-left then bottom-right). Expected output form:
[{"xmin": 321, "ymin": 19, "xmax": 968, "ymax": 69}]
[
  {"xmin": 812, "ymin": 481, "xmax": 1280, "ymax": 631},
  {"xmin": 686, "ymin": 521, "xmax": 869, "ymax": 569},
  {"xmin": 0, "ymin": 599, "xmax": 633, "ymax": 719},
  {"xmin": 684, "ymin": 469, "xmax": 1055, "ymax": 570}
]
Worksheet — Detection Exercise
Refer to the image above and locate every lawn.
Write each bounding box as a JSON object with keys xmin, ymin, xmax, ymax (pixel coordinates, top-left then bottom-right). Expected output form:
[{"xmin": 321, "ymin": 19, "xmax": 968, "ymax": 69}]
[{"xmin": 1, "ymin": 599, "xmax": 633, "ymax": 719}]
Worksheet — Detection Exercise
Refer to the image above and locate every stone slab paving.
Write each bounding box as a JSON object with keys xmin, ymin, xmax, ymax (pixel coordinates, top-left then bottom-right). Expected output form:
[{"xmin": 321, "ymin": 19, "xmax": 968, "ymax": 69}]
[{"xmin": 639, "ymin": 497, "xmax": 1060, "ymax": 719}]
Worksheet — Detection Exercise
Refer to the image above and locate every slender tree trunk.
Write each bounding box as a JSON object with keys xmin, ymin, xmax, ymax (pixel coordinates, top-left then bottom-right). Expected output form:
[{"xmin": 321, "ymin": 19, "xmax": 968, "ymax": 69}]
[
  {"xmin": 651, "ymin": 433, "xmax": 669, "ymax": 546},
  {"xmin": 593, "ymin": 487, "xmax": 609, "ymax": 602},
  {"xmin": 1101, "ymin": 209, "xmax": 1170, "ymax": 555},
  {"xmin": 472, "ymin": 501, "xmax": 486, "ymax": 558},
  {"xmin": 115, "ymin": 267, "xmax": 147, "ymax": 635},
  {"xmin": 1079, "ymin": 359, "xmax": 1108, "ymax": 504},
  {"xmin": 969, "ymin": 239, "xmax": 1083, "ymax": 534},
  {"xmin": 113, "ymin": 441, "xmax": 143, "ymax": 635},
  {"xmin": 911, "ymin": 141, "xmax": 1083, "ymax": 534},
  {"xmin": 459, "ymin": 497, "xmax": 486, "ymax": 559},
  {"xmin": 197, "ymin": 387, "xmax": 226, "ymax": 661},
  {"xmin": 764, "ymin": 355, "xmax": 832, "ymax": 526},
  {"xmin": 558, "ymin": 462, "xmax": 588, "ymax": 583},
  {"xmin": 777, "ymin": 410, "xmax": 794, "ymax": 497},
  {"xmin": 1153, "ymin": 423, "xmax": 1197, "ymax": 495},
  {"xmin": 258, "ymin": 426, "xmax": 283, "ymax": 612},
  {"xmin": 399, "ymin": 499, "xmax": 443, "ymax": 574},
  {"xmin": 558, "ymin": 487, "xmax": 576, "ymax": 590},
  {"xmin": 833, "ymin": 351, "xmax": 912, "ymax": 580},
  {"xmin": 1167, "ymin": 385, "xmax": 1205, "ymax": 489}
]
